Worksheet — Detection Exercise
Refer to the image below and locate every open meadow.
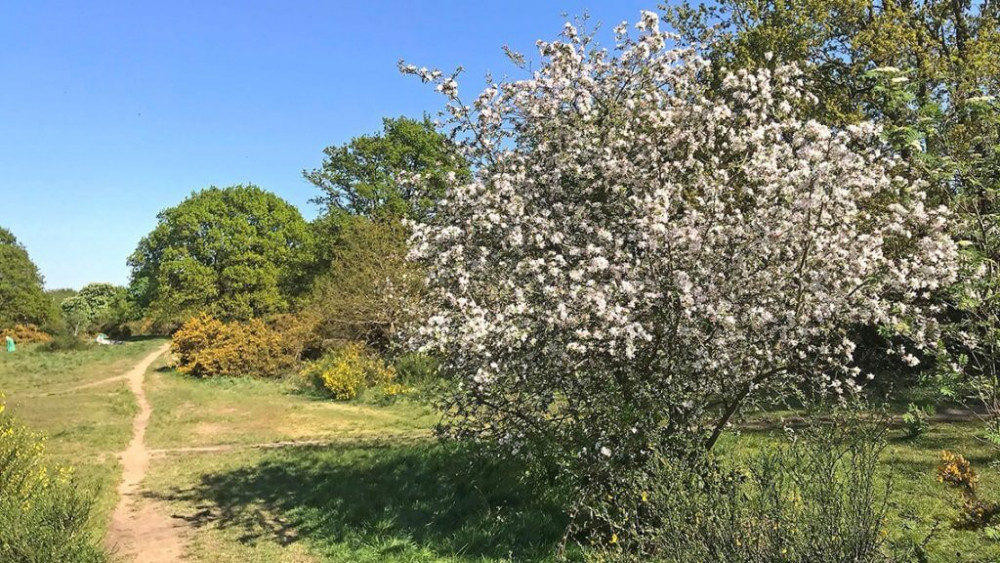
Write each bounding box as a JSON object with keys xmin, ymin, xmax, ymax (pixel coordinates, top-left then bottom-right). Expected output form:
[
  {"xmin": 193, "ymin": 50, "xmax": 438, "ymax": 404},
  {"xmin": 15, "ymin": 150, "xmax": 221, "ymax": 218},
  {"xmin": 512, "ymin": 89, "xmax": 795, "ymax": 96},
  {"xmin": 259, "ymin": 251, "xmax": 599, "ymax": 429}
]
[{"xmin": 0, "ymin": 342, "xmax": 998, "ymax": 562}]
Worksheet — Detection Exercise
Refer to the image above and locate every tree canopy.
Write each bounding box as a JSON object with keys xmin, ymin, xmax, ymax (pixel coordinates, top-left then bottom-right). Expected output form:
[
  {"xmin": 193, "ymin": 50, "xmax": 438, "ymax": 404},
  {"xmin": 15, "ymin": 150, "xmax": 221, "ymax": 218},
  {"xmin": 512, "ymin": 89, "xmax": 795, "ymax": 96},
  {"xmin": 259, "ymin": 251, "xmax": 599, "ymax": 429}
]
[
  {"xmin": 304, "ymin": 116, "xmax": 470, "ymax": 222},
  {"xmin": 128, "ymin": 185, "xmax": 313, "ymax": 323},
  {"xmin": 408, "ymin": 12, "xmax": 957, "ymax": 487},
  {"xmin": 0, "ymin": 226, "xmax": 50, "ymax": 328},
  {"xmin": 60, "ymin": 283, "xmax": 124, "ymax": 336},
  {"xmin": 306, "ymin": 216, "xmax": 423, "ymax": 352},
  {"xmin": 665, "ymin": 0, "xmax": 1000, "ymax": 190}
]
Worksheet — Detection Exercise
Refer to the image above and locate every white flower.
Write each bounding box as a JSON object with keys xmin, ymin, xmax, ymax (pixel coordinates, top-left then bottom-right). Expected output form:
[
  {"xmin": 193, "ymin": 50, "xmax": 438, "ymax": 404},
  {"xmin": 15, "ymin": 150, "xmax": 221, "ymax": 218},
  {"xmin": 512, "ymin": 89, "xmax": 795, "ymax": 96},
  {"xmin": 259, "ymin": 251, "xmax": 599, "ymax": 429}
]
[{"xmin": 405, "ymin": 11, "xmax": 958, "ymax": 467}]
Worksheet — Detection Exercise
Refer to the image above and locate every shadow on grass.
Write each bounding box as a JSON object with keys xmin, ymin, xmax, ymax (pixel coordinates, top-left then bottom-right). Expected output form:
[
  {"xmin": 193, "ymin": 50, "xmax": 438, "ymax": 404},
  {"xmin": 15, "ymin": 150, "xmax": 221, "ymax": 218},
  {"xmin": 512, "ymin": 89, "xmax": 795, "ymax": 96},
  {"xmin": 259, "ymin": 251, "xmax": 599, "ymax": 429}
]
[
  {"xmin": 124, "ymin": 335, "xmax": 170, "ymax": 343},
  {"xmin": 146, "ymin": 441, "xmax": 571, "ymax": 561}
]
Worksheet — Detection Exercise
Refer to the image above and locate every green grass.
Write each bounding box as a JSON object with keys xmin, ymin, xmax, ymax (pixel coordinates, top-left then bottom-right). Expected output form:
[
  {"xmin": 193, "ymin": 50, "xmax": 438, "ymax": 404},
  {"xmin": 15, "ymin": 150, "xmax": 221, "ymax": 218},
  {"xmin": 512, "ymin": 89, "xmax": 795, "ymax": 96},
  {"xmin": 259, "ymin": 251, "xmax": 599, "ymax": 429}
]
[
  {"xmin": 5, "ymin": 343, "xmax": 1000, "ymax": 561},
  {"xmin": 144, "ymin": 442, "xmax": 572, "ymax": 563},
  {"xmin": 144, "ymin": 366, "xmax": 438, "ymax": 450},
  {"xmin": 143, "ymin": 366, "xmax": 567, "ymax": 562},
  {"xmin": 0, "ymin": 338, "xmax": 168, "ymax": 535},
  {"xmin": 142, "ymin": 372, "xmax": 1000, "ymax": 563}
]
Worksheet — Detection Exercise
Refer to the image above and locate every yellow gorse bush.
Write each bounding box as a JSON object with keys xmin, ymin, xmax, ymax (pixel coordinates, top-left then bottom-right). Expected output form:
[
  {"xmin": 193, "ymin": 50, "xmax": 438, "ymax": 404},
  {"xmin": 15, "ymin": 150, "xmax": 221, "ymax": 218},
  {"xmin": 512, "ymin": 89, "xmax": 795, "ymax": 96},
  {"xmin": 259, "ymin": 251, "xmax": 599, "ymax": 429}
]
[
  {"xmin": 937, "ymin": 450, "xmax": 999, "ymax": 529},
  {"xmin": 0, "ymin": 324, "xmax": 51, "ymax": 344},
  {"xmin": 300, "ymin": 342, "xmax": 396, "ymax": 400},
  {"xmin": 172, "ymin": 314, "xmax": 298, "ymax": 378},
  {"xmin": 0, "ymin": 396, "xmax": 72, "ymax": 509},
  {"xmin": 0, "ymin": 396, "xmax": 106, "ymax": 561},
  {"xmin": 937, "ymin": 450, "xmax": 977, "ymax": 490}
]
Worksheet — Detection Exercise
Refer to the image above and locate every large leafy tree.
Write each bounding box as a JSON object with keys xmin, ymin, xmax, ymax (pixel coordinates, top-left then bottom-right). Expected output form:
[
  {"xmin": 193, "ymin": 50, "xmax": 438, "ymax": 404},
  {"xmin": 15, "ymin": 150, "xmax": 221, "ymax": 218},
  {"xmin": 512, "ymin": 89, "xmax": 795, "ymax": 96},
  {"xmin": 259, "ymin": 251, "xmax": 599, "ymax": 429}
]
[
  {"xmin": 0, "ymin": 226, "xmax": 49, "ymax": 328},
  {"xmin": 129, "ymin": 185, "xmax": 313, "ymax": 323},
  {"xmin": 407, "ymin": 12, "xmax": 957, "ymax": 514},
  {"xmin": 305, "ymin": 216, "xmax": 424, "ymax": 352},
  {"xmin": 666, "ymin": 1, "xmax": 999, "ymax": 126},
  {"xmin": 304, "ymin": 116, "xmax": 469, "ymax": 222},
  {"xmin": 664, "ymin": 1, "xmax": 1000, "ymax": 213},
  {"xmin": 303, "ymin": 116, "xmax": 468, "ymax": 302}
]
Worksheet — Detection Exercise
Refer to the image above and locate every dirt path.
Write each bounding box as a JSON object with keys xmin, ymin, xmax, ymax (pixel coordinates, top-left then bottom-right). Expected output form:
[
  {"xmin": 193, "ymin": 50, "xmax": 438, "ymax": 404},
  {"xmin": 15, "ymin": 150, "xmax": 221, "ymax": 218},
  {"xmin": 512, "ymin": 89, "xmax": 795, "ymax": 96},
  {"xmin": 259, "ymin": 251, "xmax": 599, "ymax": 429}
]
[{"xmin": 106, "ymin": 343, "xmax": 188, "ymax": 563}]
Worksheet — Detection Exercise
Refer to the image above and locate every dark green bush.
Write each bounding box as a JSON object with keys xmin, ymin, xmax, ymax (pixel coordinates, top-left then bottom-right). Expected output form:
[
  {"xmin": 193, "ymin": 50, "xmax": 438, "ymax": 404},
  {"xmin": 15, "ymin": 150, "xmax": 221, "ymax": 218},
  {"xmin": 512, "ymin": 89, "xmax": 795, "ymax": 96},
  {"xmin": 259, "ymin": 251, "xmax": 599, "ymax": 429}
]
[
  {"xmin": 392, "ymin": 351, "xmax": 440, "ymax": 385},
  {"xmin": 37, "ymin": 333, "xmax": 94, "ymax": 352}
]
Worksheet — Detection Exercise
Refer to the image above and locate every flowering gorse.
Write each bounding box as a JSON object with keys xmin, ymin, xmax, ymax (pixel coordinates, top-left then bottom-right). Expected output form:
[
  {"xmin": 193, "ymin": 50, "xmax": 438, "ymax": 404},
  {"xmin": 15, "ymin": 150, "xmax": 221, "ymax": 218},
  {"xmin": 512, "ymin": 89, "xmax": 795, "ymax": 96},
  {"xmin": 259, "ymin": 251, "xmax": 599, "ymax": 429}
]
[{"xmin": 404, "ymin": 11, "xmax": 959, "ymax": 475}]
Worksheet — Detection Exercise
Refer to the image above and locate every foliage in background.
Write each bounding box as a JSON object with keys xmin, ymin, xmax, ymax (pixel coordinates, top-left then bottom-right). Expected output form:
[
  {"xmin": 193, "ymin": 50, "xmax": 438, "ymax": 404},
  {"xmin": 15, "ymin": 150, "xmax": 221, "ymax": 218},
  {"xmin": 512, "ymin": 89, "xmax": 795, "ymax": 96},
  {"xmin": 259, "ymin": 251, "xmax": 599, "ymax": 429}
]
[
  {"xmin": 305, "ymin": 115, "xmax": 469, "ymax": 223},
  {"xmin": 305, "ymin": 217, "xmax": 424, "ymax": 353},
  {"xmin": 664, "ymin": 1, "xmax": 999, "ymax": 147},
  {"xmin": 902, "ymin": 402, "xmax": 934, "ymax": 439},
  {"xmin": 37, "ymin": 333, "xmax": 96, "ymax": 352},
  {"xmin": 0, "ymin": 226, "xmax": 51, "ymax": 329},
  {"xmin": 0, "ymin": 324, "xmax": 51, "ymax": 344},
  {"xmin": 0, "ymin": 401, "xmax": 109, "ymax": 563},
  {"xmin": 171, "ymin": 314, "xmax": 298, "ymax": 378},
  {"xmin": 59, "ymin": 282, "xmax": 126, "ymax": 336},
  {"xmin": 128, "ymin": 185, "xmax": 313, "ymax": 324},
  {"xmin": 299, "ymin": 342, "xmax": 397, "ymax": 400},
  {"xmin": 392, "ymin": 351, "xmax": 441, "ymax": 386}
]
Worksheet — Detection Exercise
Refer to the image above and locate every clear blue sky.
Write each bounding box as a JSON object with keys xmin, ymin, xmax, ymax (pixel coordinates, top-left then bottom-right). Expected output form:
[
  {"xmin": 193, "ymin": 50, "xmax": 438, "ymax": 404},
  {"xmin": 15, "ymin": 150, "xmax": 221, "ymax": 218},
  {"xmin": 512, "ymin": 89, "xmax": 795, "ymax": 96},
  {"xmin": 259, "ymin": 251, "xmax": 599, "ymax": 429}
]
[{"xmin": 1, "ymin": 0, "xmax": 660, "ymax": 289}]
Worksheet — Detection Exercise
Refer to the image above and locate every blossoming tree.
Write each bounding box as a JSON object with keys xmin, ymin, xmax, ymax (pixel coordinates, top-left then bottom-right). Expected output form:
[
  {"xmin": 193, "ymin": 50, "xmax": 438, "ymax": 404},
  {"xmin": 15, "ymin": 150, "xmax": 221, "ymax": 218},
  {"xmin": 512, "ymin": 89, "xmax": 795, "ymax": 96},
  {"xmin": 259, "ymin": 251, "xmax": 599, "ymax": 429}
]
[{"xmin": 405, "ymin": 12, "xmax": 959, "ymax": 474}]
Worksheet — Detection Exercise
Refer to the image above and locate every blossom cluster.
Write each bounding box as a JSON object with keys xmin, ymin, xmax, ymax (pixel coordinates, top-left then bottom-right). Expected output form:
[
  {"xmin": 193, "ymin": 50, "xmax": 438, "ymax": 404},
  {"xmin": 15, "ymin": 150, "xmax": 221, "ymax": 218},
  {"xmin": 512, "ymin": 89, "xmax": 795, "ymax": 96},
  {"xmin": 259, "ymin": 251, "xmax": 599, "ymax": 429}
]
[{"xmin": 404, "ymin": 12, "xmax": 959, "ymax": 462}]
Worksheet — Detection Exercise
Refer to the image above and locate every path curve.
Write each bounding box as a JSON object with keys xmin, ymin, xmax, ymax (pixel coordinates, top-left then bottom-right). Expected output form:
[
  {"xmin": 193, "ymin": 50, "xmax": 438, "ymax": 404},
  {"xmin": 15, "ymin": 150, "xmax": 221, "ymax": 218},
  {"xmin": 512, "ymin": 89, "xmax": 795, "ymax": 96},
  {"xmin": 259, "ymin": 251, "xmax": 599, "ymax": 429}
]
[{"xmin": 106, "ymin": 343, "xmax": 187, "ymax": 562}]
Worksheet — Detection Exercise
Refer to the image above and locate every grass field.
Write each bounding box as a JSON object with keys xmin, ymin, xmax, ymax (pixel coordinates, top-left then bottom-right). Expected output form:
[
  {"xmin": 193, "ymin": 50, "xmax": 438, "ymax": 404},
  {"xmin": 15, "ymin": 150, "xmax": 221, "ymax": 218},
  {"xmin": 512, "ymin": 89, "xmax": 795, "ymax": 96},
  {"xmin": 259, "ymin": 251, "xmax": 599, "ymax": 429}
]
[
  {"xmin": 3, "ymin": 343, "xmax": 1000, "ymax": 561},
  {"xmin": 0, "ymin": 338, "xmax": 168, "ymax": 536},
  {"xmin": 143, "ymin": 359, "xmax": 438, "ymax": 450}
]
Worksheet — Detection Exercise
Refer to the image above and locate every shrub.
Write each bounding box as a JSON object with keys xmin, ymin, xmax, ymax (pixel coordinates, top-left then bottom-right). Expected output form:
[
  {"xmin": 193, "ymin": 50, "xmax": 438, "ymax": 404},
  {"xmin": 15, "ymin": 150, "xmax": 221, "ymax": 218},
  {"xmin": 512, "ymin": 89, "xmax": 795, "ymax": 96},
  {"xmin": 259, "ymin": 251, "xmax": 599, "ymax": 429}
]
[
  {"xmin": 0, "ymin": 401, "xmax": 109, "ymax": 562},
  {"xmin": 305, "ymin": 217, "xmax": 424, "ymax": 353},
  {"xmin": 586, "ymin": 408, "xmax": 891, "ymax": 562},
  {"xmin": 406, "ymin": 11, "xmax": 959, "ymax": 531},
  {"xmin": 120, "ymin": 317, "xmax": 177, "ymax": 337},
  {"xmin": 37, "ymin": 333, "xmax": 94, "ymax": 352},
  {"xmin": 300, "ymin": 342, "xmax": 396, "ymax": 400},
  {"xmin": 937, "ymin": 450, "xmax": 999, "ymax": 530},
  {"xmin": 392, "ymin": 351, "xmax": 440, "ymax": 384},
  {"xmin": 0, "ymin": 324, "xmax": 51, "ymax": 344},
  {"xmin": 171, "ymin": 314, "xmax": 297, "ymax": 378},
  {"xmin": 902, "ymin": 403, "xmax": 934, "ymax": 439}
]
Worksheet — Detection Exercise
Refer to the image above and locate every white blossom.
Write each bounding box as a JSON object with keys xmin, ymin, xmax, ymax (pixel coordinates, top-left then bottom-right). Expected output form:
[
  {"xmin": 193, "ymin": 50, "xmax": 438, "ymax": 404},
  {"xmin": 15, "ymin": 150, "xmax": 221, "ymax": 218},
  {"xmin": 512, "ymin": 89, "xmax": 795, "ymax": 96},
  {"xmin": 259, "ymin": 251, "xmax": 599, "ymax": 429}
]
[{"xmin": 405, "ymin": 11, "xmax": 959, "ymax": 461}]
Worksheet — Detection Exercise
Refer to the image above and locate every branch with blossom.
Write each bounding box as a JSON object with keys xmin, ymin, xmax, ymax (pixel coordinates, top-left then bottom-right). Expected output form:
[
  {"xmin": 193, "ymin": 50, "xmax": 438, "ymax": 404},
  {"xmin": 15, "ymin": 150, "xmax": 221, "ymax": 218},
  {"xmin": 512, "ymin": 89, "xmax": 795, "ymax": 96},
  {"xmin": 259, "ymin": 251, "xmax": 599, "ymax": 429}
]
[{"xmin": 404, "ymin": 10, "xmax": 959, "ymax": 485}]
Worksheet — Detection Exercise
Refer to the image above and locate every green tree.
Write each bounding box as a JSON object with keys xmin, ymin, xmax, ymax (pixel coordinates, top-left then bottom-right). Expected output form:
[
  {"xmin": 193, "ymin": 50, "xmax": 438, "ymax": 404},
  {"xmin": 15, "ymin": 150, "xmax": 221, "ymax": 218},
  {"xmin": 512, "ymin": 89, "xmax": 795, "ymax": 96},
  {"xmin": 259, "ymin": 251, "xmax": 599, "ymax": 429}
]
[
  {"xmin": 59, "ymin": 283, "xmax": 124, "ymax": 336},
  {"xmin": 128, "ymin": 185, "xmax": 313, "ymax": 323},
  {"xmin": 305, "ymin": 217, "xmax": 423, "ymax": 352},
  {"xmin": 0, "ymin": 226, "xmax": 50, "ymax": 328},
  {"xmin": 304, "ymin": 116, "xmax": 469, "ymax": 222}
]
